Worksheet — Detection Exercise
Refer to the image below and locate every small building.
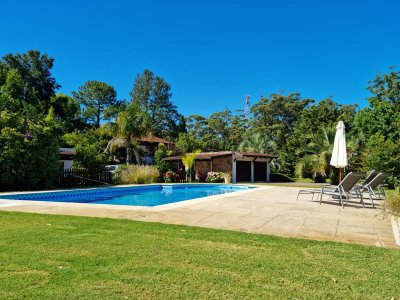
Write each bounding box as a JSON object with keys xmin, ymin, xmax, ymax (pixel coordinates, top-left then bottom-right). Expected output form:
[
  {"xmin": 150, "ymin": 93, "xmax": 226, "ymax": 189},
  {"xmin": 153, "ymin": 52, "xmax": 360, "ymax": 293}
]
[
  {"xmin": 137, "ymin": 136, "xmax": 175, "ymax": 165},
  {"xmin": 59, "ymin": 147, "xmax": 76, "ymax": 170},
  {"xmin": 164, "ymin": 151, "xmax": 277, "ymax": 183}
]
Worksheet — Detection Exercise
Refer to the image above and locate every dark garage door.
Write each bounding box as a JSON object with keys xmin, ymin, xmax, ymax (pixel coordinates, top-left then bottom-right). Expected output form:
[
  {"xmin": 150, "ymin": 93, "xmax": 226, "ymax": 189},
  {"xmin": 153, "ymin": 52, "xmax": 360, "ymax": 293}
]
[
  {"xmin": 254, "ymin": 162, "xmax": 267, "ymax": 181},
  {"xmin": 236, "ymin": 161, "xmax": 251, "ymax": 182}
]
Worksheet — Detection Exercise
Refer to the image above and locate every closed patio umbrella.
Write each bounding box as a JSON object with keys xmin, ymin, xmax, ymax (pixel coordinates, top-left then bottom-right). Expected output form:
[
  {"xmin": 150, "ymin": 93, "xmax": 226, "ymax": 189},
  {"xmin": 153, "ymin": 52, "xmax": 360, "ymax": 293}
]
[{"xmin": 330, "ymin": 120, "xmax": 347, "ymax": 182}]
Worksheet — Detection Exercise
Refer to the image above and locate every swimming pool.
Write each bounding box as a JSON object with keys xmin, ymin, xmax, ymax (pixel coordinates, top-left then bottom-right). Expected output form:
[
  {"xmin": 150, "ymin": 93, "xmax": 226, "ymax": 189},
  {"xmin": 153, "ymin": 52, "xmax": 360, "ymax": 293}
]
[{"xmin": 0, "ymin": 184, "xmax": 253, "ymax": 207}]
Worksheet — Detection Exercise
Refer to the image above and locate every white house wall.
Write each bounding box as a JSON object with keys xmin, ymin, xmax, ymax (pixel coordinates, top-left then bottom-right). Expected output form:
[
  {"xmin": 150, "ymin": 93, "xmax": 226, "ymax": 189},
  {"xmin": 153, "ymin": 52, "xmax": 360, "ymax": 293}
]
[{"xmin": 60, "ymin": 160, "xmax": 74, "ymax": 170}]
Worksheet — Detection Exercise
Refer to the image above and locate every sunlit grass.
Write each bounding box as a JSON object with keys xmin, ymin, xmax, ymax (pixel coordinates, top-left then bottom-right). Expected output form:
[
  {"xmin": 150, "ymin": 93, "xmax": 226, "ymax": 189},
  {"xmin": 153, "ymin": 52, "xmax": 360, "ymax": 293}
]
[{"xmin": 1, "ymin": 211, "xmax": 400, "ymax": 299}]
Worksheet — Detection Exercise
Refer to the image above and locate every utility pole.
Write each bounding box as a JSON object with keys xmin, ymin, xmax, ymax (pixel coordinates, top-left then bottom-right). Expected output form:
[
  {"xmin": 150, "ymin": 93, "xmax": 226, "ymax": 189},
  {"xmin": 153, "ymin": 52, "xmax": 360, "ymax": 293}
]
[{"xmin": 244, "ymin": 95, "xmax": 250, "ymax": 127}]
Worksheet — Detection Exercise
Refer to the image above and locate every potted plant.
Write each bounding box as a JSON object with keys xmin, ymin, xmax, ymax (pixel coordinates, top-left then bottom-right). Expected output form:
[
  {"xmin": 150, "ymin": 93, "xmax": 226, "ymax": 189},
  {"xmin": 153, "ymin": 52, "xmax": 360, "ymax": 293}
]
[{"xmin": 221, "ymin": 172, "xmax": 232, "ymax": 184}]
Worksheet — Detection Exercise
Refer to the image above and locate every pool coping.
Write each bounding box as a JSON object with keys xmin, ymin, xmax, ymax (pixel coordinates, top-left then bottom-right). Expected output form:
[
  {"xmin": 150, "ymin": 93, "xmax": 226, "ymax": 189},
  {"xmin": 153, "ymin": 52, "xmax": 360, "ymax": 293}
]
[
  {"xmin": 391, "ymin": 216, "xmax": 400, "ymax": 246},
  {"xmin": 0, "ymin": 185, "xmax": 396, "ymax": 248},
  {"xmin": 0, "ymin": 184, "xmax": 267, "ymax": 211}
]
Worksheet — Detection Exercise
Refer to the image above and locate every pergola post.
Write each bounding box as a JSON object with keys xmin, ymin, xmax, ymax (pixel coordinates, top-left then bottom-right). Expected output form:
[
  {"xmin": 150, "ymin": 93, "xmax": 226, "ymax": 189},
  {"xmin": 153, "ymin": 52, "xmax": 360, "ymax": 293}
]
[
  {"xmin": 251, "ymin": 160, "xmax": 255, "ymax": 183},
  {"xmin": 266, "ymin": 159, "xmax": 271, "ymax": 182},
  {"xmin": 232, "ymin": 154, "xmax": 237, "ymax": 183},
  {"xmin": 194, "ymin": 160, "xmax": 196, "ymax": 180}
]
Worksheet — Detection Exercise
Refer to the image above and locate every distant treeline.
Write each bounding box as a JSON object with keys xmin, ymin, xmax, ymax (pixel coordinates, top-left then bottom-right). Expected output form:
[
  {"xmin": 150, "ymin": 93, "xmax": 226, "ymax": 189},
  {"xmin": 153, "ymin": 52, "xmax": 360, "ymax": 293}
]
[{"xmin": 0, "ymin": 50, "xmax": 399, "ymax": 190}]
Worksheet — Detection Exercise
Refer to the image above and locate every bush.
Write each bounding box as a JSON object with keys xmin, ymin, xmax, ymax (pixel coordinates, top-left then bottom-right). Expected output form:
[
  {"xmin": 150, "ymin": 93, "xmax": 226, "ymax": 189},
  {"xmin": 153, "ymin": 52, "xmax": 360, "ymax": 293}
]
[
  {"xmin": 154, "ymin": 143, "xmax": 173, "ymax": 175},
  {"xmin": 112, "ymin": 164, "xmax": 127, "ymax": 184},
  {"xmin": 387, "ymin": 176, "xmax": 400, "ymax": 190},
  {"xmin": 163, "ymin": 170, "xmax": 179, "ymax": 183},
  {"xmin": 0, "ymin": 112, "xmax": 61, "ymax": 191},
  {"xmin": 206, "ymin": 172, "xmax": 224, "ymax": 183},
  {"xmin": 382, "ymin": 189, "xmax": 400, "ymax": 218},
  {"xmin": 65, "ymin": 128, "xmax": 111, "ymax": 172},
  {"xmin": 362, "ymin": 133, "xmax": 400, "ymax": 188},
  {"xmin": 118, "ymin": 165, "xmax": 159, "ymax": 184}
]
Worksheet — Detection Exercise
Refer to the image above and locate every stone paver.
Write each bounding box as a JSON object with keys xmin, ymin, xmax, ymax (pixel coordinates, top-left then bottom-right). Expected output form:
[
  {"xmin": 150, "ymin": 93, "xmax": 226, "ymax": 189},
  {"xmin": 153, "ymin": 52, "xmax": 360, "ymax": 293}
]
[{"xmin": 0, "ymin": 186, "xmax": 397, "ymax": 248}]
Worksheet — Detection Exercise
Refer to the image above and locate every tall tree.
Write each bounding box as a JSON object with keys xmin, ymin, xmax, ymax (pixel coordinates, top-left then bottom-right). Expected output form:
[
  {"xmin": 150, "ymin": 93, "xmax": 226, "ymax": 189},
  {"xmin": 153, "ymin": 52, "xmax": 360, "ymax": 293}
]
[
  {"xmin": 355, "ymin": 70, "xmax": 400, "ymax": 141},
  {"xmin": 73, "ymin": 80, "xmax": 119, "ymax": 128},
  {"xmin": 227, "ymin": 110, "xmax": 247, "ymax": 150},
  {"xmin": 251, "ymin": 93, "xmax": 313, "ymax": 146},
  {"xmin": 186, "ymin": 115, "xmax": 208, "ymax": 139},
  {"xmin": 355, "ymin": 69, "xmax": 400, "ymax": 186},
  {"xmin": 175, "ymin": 132, "xmax": 204, "ymax": 154},
  {"xmin": 206, "ymin": 109, "xmax": 231, "ymax": 149},
  {"xmin": 185, "ymin": 110, "xmax": 247, "ymax": 152},
  {"xmin": 0, "ymin": 50, "xmax": 61, "ymax": 190},
  {"xmin": 0, "ymin": 50, "xmax": 60, "ymax": 111},
  {"xmin": 130, "ymin": 69, "xmax": 185, "ymax": 139},
  {"xmin": 295, "ymin": 98, "xmax": 357, "ymax": 137},
  {"xmin": 251, "ymin": 93, "xmax": 313, "ymax": 175},
  {"xmin": 49, "ymin": 93, "xmax": 85, "ymax": 133}
]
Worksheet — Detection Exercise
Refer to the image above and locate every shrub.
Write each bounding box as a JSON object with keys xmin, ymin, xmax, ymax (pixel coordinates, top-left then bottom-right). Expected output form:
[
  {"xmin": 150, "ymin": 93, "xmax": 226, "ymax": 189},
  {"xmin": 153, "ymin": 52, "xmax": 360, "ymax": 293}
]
[
  {"xmin": 163, "ymin": 170, "xmax": 179, "ymax": 183},
  {"xmin": 65, "ymin": 128, "xmax": 111, "ymax": 172},
  {"xmin": 0, "ymin": 112, "xmax": 61, "ymax": 191},
  {"xmin": 382, "ymin": 189, "xmax": 400, "ymax": 218},
  {"xmin": 112, "ymin": 164, "xmax": 127, "ymax": 184},
  {"xmin": 154, "ymin": 143, "xmax": 173, "ymax": 175},
  {"xmin": 387, "ymin": 176, "xmax": 400, "ymax": 190},
  {"xmin": 206, "ymin": 172, "xmax": 224, "ymax": 183},
  {"xmin": 119, "ymin": 165, "xmax": 159, "ymax": 184},
  {"xmin": 362, "ymin": 133, "xmax": 400, "ymax": 188}
]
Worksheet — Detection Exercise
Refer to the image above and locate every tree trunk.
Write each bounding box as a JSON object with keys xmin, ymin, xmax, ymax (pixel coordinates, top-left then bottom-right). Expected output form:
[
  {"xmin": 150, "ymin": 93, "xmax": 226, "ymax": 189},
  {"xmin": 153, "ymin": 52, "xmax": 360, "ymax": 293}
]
[
  {"xmin": 133, "ymin": 147, "xmax": 141, "ymax": 165},
  {"xmin": 97, "ymin": 102, "xmax": 101, "ymax": 128},
  {"xmin": 126, "ymin": 147, "xmax": 133, "ymax": 164}
]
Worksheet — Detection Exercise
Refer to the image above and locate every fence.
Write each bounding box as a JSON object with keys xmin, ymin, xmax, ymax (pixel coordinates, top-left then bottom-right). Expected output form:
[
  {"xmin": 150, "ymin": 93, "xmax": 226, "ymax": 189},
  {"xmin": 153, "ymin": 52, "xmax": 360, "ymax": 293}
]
[{"xmin": 56, "ymin": 169, "xmax": 113, "ymax": 188}]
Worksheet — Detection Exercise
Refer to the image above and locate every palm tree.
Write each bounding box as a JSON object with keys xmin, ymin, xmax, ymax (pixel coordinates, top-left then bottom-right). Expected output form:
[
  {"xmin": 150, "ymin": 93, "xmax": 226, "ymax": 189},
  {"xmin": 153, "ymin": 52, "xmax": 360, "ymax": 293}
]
[
  {"xmin": 295, "ymin": 127, "xmax": 335, "ymax": 182},
  {"xmin": 181, "ymin": 150, "xmax": 201, "ymax": 182},
  {"xmin": 295, "ymin": 126, "xmax": 363, "ymax": 183},
  {"xmin": 238, "ymin": 132, "xmax": 276, "ymax": 154},
  {"xmin": 238, "ymin": 132, "xmax": 281, "ymax": 172},
  {"xmin": 296, "ymin": 127, "xmax": 363, "ymax": 183},
  {"xmin": 104, "ymin": 103, "xmax": 149, "ymax": 164}
]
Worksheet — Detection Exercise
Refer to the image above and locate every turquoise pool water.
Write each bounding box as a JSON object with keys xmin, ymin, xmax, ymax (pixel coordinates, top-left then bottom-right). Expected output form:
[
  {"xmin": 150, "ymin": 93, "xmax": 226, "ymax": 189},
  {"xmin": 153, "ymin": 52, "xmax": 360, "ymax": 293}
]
[{"xmin": 0, "ymin": 184, "xmax": 253, "ymax": 207}]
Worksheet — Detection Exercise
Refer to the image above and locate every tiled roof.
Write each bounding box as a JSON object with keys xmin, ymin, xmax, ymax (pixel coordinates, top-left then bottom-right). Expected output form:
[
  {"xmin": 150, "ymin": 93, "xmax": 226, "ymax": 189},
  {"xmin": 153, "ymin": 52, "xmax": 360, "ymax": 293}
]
[
  {"xmin": 235, "ymin": 152, "xmax": 278, "ymax": 158},
  {"xmin": 136, "ymin": 136, "xmax": 174, "ymax": 144},
  {"xmin": 163, "ymin": 151, "xmax": 277, "ymax": 161},
  {"xmin": 59, "ymin": 148, "xmax": 77, "ymax": 155}
]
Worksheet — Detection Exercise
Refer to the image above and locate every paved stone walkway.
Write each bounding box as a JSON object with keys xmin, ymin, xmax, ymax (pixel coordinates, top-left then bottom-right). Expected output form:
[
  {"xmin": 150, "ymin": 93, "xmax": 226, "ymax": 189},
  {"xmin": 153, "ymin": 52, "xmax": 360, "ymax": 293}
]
[{"xmin": 0, "ymin": 186, "xmax": 396, "ymax": 248}]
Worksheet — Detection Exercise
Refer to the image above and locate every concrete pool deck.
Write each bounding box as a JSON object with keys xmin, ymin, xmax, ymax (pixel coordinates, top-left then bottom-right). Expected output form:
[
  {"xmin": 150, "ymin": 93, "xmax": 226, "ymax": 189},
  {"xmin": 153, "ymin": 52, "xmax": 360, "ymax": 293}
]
[{"xmin": 0, "ymin": 185, "xmax": 396, "ymax": 248}]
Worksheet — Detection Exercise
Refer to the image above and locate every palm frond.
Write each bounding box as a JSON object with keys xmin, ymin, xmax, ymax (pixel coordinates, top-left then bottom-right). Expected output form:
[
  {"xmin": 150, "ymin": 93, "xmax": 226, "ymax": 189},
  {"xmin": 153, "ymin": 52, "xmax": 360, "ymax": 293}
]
[
  {"xmin": 181, "ymin": 151, "xmax": 199, "ymax": 170},
  {"xmin": 238, "ymin": 132, "xmax": 276, "ymax": 153},
  {"xmin": 104, "ymin": 137, "xmax": 129, "ymax": 154}
]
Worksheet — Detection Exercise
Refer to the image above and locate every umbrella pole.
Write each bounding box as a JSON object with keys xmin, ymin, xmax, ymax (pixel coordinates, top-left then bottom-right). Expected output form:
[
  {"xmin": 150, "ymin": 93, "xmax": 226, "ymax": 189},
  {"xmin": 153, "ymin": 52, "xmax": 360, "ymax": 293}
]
[{"xmin": 339, "ymin": 168, "xmax": 342, "ymax": 182}]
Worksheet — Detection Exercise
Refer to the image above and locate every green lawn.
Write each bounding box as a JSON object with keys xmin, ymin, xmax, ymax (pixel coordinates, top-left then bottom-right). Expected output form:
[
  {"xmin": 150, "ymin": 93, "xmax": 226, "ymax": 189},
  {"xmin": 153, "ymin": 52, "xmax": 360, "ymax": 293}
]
[{"xmin": 1, "ymin": 211, "xmax": 400, "ymax": 299}]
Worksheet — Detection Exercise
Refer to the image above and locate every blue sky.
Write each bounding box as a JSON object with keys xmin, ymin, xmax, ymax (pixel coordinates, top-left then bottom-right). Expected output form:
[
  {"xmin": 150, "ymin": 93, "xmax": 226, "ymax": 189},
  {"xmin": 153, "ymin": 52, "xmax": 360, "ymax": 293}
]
[{"xmin": 1, "ymin": 0, "xmax": 399, "ymax": 116}]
